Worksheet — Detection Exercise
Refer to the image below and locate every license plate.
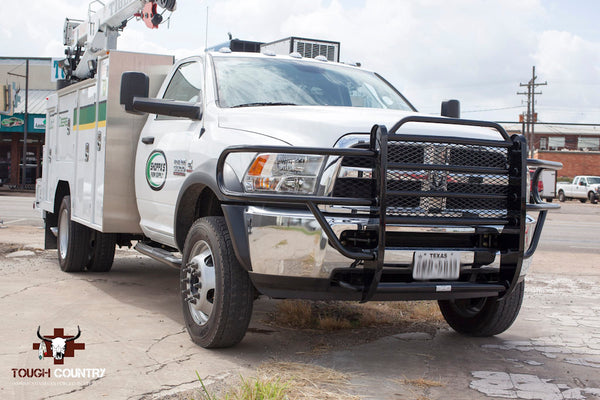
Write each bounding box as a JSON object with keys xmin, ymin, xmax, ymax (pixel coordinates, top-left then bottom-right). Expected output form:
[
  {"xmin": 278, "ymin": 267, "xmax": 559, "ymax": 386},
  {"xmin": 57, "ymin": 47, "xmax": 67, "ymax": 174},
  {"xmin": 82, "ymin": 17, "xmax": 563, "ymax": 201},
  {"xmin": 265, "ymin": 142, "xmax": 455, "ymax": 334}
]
[{"xmin": 412, "ymin": 251, "xmax": 461, "ymax": 280}]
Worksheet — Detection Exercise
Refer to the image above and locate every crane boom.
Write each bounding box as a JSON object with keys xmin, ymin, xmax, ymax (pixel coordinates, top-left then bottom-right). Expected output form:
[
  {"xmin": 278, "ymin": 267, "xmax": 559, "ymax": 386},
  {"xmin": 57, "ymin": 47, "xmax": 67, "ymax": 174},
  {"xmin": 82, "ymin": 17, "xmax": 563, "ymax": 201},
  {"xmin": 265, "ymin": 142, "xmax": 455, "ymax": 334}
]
[{"xmin": 61, "ymin": 0, "xmax": 176, "ymax": 83}]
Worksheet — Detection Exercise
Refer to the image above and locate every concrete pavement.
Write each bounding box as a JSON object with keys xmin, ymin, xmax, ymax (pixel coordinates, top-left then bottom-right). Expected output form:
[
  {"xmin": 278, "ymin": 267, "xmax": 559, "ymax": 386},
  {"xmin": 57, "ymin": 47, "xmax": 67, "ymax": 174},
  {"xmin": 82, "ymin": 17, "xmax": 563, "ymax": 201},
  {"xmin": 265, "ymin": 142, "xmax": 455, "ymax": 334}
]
[{"xmin": 0, "ymin": 200, "xmax": 599, "ymax": 399}]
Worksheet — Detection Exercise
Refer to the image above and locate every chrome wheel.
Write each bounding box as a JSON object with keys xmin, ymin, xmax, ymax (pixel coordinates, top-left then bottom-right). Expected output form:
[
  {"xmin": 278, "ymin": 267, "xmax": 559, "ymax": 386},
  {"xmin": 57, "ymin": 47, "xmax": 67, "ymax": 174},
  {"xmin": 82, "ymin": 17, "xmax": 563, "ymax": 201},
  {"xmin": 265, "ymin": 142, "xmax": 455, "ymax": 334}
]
[
  {"xmin": 58, "ymin": 208, "xmax": 69, "ymax": 260},
  {"xmin": 181, "ymin": 217, "xmax": 254, "ymax": 348},
  {"xmin": 184, "ymin": 240, "xmax": 216, "ymax": 326},
  {"xmin": 56, "ymin": 195, "xmax": 91, "ymax": 272}
]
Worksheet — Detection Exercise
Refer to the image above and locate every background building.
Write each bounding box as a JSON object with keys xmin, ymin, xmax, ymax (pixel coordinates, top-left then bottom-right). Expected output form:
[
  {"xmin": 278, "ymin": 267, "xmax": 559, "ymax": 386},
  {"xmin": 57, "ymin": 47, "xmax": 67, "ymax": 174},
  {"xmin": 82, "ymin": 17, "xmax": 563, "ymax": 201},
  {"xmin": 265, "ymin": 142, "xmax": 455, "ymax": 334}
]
[
  {"xmin": 0, "ymin": 57, "xmax": 54, "ymax": 187},
  {"xmin": 502, "ymin": 123, "xmax": 600, "ymax": 178}
]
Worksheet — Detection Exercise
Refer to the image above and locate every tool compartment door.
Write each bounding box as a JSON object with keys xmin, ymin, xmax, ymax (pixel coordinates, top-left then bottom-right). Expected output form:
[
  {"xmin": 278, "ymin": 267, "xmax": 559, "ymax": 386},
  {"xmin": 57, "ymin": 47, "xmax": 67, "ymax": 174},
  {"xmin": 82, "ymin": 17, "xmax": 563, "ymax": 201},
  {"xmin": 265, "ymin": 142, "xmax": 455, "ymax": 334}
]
[{"xmin": 72, "ymin": 82, "xmax": 100, "ymax": 228}]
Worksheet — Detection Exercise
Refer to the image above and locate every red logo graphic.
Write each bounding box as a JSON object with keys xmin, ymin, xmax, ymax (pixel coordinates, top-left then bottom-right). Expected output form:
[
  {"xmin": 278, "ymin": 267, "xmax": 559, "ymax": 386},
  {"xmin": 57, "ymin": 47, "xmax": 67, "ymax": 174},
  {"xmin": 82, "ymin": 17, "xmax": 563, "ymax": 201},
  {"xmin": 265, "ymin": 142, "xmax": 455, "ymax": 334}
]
[{"xmin": 33, "ymin": 326, "xmax": 85, "ymax": 365}]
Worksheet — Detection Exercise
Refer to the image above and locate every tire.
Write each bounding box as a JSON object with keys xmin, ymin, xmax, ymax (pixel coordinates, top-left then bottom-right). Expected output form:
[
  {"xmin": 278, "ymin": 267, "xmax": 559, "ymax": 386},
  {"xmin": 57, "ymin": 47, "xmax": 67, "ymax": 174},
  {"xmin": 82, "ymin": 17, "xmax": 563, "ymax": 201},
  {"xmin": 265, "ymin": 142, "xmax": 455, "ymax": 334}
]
[
  {"xmin": 86, "ymin": 232, "xmax": 116, "ymax": 272},
  {"xmin": 589, "ymin": 192, "xmax": 598, "ymax": 204},
  {"xmin": 438, "ymin": 281, "xmax": 525, "ymax": 337},
  {"xmin": 57, "ymin": 196, "xmax": 91, "ymax": 272},
  {"xmin": 181, "ymin": 217, "xmax": 254, "ymax": 348},
  {"xmin": 558, "ymin": 191, "xmax": 565, "ymax": 202}
]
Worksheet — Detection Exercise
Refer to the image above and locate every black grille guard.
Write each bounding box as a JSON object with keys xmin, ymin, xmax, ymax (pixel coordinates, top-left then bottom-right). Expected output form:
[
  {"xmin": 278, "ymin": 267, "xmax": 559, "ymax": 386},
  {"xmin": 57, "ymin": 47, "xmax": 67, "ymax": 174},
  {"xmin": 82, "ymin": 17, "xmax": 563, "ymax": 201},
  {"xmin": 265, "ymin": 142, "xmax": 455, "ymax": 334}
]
[{"xmin": 216, "ymin": 116, "xmax": 562, "ymax": 301}]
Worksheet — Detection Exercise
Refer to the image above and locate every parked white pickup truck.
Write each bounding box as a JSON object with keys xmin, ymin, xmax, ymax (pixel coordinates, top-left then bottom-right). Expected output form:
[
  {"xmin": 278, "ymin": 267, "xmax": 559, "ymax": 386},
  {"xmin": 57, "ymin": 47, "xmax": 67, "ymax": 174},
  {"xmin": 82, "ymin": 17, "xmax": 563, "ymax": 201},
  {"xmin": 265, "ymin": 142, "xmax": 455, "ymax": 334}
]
[{"xmin": 556, "ymin": 176, "xmax": 600, "ymax": 203}]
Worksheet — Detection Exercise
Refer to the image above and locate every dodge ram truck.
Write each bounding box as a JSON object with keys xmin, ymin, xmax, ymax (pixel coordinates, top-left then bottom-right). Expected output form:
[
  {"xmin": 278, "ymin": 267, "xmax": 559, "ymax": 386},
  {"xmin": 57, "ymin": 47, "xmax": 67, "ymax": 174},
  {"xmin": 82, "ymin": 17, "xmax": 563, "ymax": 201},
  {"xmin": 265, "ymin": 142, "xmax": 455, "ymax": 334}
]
[{"xmin": 37, "ymin": 49, "xmax": 561, "ymax": 348}]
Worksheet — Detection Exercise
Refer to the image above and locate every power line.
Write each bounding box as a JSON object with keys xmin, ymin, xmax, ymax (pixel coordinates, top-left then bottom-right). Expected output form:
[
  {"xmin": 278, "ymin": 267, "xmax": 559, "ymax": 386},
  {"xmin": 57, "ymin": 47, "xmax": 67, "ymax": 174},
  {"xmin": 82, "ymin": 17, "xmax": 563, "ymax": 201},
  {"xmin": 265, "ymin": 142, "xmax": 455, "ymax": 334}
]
[{"xmin": 463, "ymin": 105, "xmax": 523, "ymax": 113}]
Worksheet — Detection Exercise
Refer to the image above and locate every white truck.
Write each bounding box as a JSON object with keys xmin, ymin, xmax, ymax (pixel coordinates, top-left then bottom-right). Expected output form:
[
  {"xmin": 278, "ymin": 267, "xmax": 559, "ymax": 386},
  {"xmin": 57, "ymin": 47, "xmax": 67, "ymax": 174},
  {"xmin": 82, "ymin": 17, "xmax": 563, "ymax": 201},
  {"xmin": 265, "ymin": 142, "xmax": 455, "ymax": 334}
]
[
  {"xmin": 36, "ymin": 1, "xmax": 563, "ymax": 349},
  {"xmin": 556, "ymin": 176, "xmax": 600, "ymax": 204}
]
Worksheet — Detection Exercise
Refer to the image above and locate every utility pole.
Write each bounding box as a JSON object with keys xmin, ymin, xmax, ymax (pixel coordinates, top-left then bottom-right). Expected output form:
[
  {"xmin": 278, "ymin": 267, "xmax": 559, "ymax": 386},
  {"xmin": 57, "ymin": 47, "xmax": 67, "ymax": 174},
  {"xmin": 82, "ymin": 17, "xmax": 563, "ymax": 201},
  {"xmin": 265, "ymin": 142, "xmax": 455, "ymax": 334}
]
[
  {"xmin": 21, "ymin": 59, "xmax": 29, "ymax": 187},
  {"xmin": 517, "ymin": 66, "xmax": 547, "ymax": 157}
]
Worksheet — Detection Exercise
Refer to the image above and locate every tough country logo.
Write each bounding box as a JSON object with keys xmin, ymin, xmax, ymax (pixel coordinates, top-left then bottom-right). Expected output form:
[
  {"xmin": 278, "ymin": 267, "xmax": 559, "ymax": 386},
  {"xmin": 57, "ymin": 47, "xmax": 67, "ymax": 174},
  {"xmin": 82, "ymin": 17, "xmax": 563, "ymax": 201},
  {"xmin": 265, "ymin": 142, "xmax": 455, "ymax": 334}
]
[{"xmin": 33, "ymin": 326, "xmax": 85, "ymax": 365}]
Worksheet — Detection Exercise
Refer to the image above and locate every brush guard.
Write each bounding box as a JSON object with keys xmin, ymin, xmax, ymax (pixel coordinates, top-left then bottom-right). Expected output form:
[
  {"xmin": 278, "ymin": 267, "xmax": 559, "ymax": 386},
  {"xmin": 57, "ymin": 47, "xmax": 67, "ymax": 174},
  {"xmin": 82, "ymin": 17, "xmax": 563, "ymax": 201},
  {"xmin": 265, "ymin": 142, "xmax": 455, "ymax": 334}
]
[{"xmin": 217, "ymin": 116, "xmax": 562, "ymax": 302}]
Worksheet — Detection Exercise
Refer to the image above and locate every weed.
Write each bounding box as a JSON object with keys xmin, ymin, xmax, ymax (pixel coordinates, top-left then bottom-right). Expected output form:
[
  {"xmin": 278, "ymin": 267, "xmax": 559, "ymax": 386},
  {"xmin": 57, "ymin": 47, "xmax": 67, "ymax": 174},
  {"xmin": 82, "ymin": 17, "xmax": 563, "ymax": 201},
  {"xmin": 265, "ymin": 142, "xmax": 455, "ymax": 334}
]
[
  {"xmin": 194, "ymin": 363, "xmax": 359, "ymax": 400},
  {"xmin": 195, "ymin": 371, "xmax": 289, "ymax": 400}
]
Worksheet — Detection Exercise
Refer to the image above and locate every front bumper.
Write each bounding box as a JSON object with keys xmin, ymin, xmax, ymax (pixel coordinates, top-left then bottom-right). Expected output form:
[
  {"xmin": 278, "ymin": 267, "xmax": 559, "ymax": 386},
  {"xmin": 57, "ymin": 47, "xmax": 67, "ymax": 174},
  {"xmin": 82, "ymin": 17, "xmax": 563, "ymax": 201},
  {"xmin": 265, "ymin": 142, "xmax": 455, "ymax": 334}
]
[
  {"xmin": 230, "ymin": 205, "xmax": 536, "ymax": 300},
  {"xmin": 218, "ymin": 116, "xmax": 562, "ymax": 301}
]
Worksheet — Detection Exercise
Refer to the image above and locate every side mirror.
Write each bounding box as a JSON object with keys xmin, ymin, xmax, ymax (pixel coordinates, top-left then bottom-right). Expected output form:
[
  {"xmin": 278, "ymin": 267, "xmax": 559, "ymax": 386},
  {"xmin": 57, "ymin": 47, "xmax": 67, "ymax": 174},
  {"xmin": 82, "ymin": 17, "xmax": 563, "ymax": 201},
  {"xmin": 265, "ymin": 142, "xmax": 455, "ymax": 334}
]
[
  {"xmin": 132, "ymin": 98, "xmax": 202, "ymax": 120},
  {"xmin": 441, "ymin": 99, "xmax": 460, "ymax": 118},
  {"xmin": 120, "ymin": 71, "xmax": 202, "ymax": 120},
  {"xmin": 120, "ymin": 72, "xmax": 149, "ymax": 113}
]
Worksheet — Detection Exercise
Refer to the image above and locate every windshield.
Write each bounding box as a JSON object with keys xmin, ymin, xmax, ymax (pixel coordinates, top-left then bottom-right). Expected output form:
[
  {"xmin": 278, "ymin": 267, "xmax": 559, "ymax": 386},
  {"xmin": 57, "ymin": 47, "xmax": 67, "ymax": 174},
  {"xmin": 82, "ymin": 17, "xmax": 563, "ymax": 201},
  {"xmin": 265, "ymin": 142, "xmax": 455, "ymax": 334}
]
[{"xmin": 213, "ymin": 56, "xmax": 414, "ymax": 110}]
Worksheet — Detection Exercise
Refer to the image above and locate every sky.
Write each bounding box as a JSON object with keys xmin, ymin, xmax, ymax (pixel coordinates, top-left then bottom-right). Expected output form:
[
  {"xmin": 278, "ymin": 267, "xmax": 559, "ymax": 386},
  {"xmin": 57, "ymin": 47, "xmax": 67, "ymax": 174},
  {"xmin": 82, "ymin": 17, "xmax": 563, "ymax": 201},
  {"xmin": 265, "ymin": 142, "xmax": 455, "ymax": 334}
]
[{"xmin": 1, "ymin": 0, "xmax": 599, "ymax": 123}]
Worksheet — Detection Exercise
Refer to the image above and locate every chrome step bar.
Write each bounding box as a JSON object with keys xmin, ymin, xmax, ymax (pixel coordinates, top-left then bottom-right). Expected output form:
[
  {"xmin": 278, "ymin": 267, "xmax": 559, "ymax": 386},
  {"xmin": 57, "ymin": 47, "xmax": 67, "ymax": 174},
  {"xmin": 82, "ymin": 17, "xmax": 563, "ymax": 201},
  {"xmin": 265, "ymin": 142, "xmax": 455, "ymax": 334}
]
[{"xmin": 134, "ymin": 242, "xmax": 181, "ymax": 269}]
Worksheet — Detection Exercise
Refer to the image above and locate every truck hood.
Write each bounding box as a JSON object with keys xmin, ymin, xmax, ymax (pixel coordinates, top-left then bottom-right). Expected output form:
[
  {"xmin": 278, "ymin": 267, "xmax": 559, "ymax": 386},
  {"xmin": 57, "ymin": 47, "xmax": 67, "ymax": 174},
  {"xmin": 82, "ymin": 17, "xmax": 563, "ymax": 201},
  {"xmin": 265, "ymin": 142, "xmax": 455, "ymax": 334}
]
[{"xmin": 217, "ymin": 106, "xmax": 506, "ymax": 147}]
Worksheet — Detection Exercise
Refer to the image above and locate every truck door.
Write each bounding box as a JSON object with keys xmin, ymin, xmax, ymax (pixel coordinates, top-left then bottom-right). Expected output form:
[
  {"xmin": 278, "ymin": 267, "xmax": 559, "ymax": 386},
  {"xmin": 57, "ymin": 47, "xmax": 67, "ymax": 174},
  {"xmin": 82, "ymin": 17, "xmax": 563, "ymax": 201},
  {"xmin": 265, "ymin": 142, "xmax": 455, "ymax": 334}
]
[
  {"xmin": 576, "ymin": 177, "xmax": 587, "ymax": 198},
  {"xmin": 135, "ymin": 60, "xmax": 204, "ymax": 246}
]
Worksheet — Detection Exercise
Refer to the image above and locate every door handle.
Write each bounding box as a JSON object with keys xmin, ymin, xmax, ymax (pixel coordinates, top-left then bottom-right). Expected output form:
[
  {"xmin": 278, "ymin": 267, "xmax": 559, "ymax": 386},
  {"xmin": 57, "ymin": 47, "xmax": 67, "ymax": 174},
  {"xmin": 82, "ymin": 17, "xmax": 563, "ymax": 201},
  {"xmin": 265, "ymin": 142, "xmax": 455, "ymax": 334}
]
[{"xmin": 141, "ymin": 136, "xmax": 155, "ymax": 144}]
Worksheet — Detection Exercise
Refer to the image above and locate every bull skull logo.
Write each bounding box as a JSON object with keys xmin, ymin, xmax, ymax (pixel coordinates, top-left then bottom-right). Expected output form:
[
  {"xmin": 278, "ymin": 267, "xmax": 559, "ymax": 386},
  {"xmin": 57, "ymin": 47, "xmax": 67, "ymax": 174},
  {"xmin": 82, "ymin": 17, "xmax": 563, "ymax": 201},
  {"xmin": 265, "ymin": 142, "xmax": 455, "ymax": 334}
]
[{"xmin": 37, "ymin": 326, "xmax": 81, "ymax": 360}]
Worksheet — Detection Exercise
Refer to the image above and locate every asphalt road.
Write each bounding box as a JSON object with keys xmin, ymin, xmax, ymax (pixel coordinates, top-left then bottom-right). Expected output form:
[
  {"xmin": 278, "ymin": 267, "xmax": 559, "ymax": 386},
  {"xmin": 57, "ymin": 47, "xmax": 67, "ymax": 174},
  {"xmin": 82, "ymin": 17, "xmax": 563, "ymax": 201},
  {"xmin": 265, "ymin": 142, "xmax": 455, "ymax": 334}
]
[
  {"xmin": 0, "ymin": 195, "xmax": 599, "ymax": 400},
  {"xmin": 0, "ymin": 191, "xmax": 42, "ymax": 228},
  {"xmin": 536, "ymin": 201, "xmax": 600, "ymax": 255}
]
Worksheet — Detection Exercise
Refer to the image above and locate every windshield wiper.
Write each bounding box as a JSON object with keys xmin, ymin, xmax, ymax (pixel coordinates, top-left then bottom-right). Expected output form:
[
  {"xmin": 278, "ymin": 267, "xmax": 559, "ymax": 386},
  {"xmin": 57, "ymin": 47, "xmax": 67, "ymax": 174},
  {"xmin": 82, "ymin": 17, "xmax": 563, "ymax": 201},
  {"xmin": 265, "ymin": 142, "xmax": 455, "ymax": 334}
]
[{"xmin": 231, "ymin": 102, "xmax": 298, "ymax": 108}]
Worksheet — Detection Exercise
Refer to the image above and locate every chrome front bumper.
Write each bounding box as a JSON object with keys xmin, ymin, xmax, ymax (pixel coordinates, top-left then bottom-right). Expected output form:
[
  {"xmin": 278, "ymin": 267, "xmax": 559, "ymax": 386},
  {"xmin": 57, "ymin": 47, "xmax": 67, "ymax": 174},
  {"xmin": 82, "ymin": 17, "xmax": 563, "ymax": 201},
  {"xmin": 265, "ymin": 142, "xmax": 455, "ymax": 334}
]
[{"xmin": 243, "ymin": 205, "xmax": 536, "ymax": 279}]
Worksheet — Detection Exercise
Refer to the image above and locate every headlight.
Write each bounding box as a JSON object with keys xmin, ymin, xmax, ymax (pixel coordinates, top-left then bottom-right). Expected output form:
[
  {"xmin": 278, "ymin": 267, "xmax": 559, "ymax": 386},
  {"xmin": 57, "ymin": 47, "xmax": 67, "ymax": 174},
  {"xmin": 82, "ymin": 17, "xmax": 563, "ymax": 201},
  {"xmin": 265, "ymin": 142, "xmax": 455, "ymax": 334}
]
[{"xmin": 243, "ymin": 153, "xmax": 325, "ymax": 194}]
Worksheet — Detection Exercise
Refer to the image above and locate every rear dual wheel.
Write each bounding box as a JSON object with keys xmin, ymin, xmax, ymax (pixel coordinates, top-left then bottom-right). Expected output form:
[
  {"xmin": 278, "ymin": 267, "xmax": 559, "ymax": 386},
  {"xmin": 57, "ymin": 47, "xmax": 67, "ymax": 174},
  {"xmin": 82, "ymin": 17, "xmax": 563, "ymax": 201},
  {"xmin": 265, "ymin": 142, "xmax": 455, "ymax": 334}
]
[
  {"xmin": 86, "ymin": 231, "xmax": 116, "ymax": 272},
  {"xmin": 57, "ymin": 196, "xmax": 115, "ymax": 273}
]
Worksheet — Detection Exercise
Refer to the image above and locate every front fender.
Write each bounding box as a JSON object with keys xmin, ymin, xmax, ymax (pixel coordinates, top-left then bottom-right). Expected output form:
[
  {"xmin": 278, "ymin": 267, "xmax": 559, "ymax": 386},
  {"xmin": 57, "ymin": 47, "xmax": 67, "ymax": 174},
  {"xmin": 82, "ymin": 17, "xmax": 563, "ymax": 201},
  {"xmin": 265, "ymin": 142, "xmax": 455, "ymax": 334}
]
[{"xmin": 174, "ymin": 167, "xmax": 251, "ymax": 271}]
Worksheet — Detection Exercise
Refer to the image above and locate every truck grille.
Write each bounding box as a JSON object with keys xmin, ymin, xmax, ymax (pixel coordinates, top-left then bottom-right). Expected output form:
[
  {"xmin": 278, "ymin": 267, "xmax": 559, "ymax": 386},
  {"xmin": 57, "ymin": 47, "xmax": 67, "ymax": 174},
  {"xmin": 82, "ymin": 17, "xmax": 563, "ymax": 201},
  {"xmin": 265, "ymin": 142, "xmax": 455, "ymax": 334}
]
[{"xmin": 333, "ymin": 140, "xmax": 510, "ymax": 220}]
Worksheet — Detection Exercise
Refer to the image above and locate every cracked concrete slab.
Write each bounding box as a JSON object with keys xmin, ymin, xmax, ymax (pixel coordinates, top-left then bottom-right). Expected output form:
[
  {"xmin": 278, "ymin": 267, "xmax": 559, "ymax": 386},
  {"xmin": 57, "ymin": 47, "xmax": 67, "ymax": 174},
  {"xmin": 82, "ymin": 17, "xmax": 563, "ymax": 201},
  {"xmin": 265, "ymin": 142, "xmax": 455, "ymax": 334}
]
[{"xmin": 470, "ymin": 371, "xmax": 600, "ymax": 400}]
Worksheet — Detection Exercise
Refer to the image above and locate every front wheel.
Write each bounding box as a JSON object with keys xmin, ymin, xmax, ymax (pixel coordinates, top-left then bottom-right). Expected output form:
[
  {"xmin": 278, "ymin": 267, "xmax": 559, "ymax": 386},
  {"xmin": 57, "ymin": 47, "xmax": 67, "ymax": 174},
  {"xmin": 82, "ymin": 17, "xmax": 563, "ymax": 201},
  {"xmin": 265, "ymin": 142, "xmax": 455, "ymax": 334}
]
[
  {"xmin": 57, "ymin": 196, "xmax": 91, "ymax": 272},
  {"xmin": 438, "ymin": 281, "xmax": 525, "ymax": 336},
  {"xmin": 181, "ymin": 217, "xmax": 254, "ymax": 348}
]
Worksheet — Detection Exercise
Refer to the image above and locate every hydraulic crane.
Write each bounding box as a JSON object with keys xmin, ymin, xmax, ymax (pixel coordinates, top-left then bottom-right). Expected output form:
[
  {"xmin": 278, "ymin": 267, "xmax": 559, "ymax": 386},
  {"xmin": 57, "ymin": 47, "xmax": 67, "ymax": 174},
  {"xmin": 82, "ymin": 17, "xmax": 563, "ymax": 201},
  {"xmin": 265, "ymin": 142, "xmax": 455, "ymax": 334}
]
[{"xmin": 61, "ymin": 0, "xmax": 176, "ymax": 83}]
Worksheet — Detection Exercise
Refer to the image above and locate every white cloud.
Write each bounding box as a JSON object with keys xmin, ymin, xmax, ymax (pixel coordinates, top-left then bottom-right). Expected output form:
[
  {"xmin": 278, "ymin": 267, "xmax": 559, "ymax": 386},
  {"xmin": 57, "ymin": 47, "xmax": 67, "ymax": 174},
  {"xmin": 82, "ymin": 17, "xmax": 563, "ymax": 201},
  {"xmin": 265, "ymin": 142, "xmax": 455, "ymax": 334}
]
[
  {"xmin": 2, "ymin": 0, "xmax": 599, "ymax": 122},
  {"xmin": 2, "ymin": 0, "xmax": 88, "ymax": 57},
  {"xmin": 532, "ymin": 30, "xmax": 600, "ymax": 122}
]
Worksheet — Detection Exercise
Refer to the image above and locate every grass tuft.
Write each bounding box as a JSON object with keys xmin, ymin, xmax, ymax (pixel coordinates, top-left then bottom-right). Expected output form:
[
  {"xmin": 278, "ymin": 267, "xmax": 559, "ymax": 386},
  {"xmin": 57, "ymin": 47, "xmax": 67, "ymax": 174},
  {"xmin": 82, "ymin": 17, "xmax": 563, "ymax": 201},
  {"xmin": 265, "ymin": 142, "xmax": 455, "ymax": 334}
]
[
  {"xmin": 195, "ymin": 362, "xmax": 359, "ymax": 400},
  {"xmin": 195, "ymin": 372, "xmax": 289, "ymax": 400}
]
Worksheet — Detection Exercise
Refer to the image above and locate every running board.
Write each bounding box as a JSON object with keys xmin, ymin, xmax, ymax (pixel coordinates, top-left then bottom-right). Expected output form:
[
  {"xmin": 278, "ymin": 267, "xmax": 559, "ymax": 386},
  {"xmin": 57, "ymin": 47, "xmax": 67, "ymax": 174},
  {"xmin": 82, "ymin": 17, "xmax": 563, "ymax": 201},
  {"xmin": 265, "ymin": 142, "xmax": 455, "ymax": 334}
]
[{"xmin": 134, "ymin": 242, "xmax": 182, "ymax": 269}]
